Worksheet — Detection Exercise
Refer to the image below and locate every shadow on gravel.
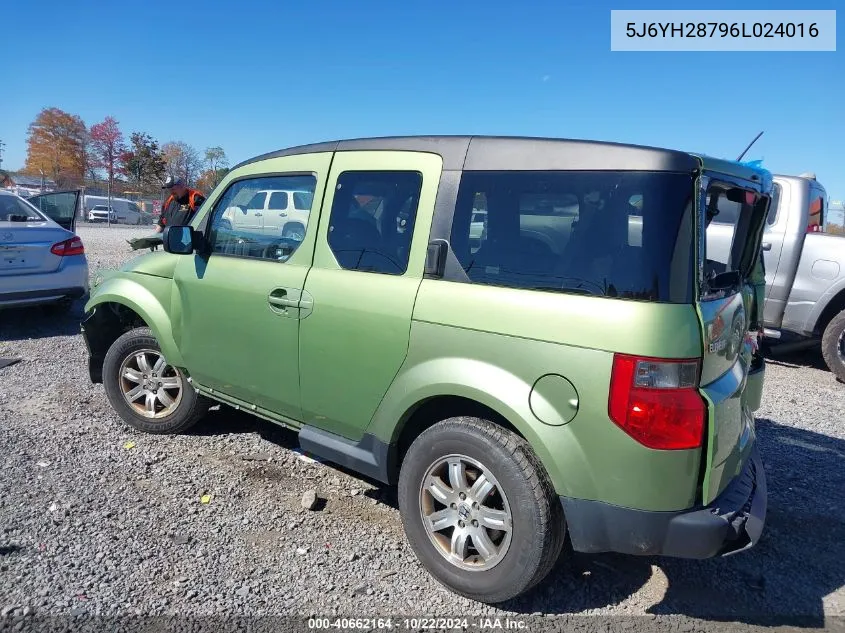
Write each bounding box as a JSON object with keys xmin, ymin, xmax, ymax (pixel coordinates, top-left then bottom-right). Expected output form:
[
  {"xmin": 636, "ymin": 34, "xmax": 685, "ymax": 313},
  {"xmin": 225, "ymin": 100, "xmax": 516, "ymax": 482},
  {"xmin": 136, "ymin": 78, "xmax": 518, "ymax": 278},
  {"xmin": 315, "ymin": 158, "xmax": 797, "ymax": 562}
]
[
  {"xmin": 765, "ymin": 343, "xmax": 830, "ymax": 373},
  {"xmin": 188, "ymin": 406, "xmax": 845, "ymax": 627},
  {"xmin": 0, "ymin": 299, "xmax": 85, "ymax": 342}
]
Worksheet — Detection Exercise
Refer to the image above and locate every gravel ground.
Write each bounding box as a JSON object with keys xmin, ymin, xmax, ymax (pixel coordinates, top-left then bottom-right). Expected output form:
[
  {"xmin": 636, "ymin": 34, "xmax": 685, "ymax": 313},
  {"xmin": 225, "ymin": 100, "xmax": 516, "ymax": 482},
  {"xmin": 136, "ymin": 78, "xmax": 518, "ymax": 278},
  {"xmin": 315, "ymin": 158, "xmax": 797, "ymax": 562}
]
[{"xmin": 1, "ymin": 225, "xmax": 844, "ymax": 631}]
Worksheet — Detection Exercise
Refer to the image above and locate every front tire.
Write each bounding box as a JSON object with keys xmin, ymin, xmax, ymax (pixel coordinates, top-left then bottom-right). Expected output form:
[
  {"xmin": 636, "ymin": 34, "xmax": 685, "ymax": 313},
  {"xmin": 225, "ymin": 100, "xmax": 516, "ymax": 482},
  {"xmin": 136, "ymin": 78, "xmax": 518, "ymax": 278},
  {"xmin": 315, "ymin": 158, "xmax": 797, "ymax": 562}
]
[
  {"xmin": 821, "ymin": 311, "xmax": 845, "ymax": 383},
  {"xmin": 398, "ymin": 417, "xmax": 565, "ymax": 603},
  {"xmin": 102, "ymin": 327, "xmax": 209, "ymax": 434}
]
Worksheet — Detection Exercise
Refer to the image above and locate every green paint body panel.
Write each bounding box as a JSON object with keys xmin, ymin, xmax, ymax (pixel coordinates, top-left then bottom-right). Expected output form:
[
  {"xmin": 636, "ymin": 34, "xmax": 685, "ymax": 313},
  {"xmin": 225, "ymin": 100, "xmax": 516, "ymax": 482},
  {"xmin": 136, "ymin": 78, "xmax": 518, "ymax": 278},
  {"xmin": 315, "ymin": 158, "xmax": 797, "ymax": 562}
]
[
  {"xmin": 298, "ymin": 151, "xmax": 442, "ymax": 439},
  {"xmin": 83, "ymin": 141, "xmax": 771, "ymax": 520}
]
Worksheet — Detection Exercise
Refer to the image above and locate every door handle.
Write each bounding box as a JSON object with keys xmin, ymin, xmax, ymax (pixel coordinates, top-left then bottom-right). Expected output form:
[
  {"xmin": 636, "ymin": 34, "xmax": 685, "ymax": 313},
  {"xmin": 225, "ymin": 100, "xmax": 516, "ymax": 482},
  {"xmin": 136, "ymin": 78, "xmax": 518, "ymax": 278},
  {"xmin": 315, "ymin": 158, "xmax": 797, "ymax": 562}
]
[
  {"xmin": 268, "ymin": 288, "xmax": 299, "ymax": 309},
  {"xmin": 254, "ymin": 212, "xmax": 263, "ymax": 217},
  {"xmin": 279, "ymin": 212, "xmax": 287, "ymax": 217},
  {"xmin": 762, "ymin": 242, "xmax": 772, "ymax": 251}
]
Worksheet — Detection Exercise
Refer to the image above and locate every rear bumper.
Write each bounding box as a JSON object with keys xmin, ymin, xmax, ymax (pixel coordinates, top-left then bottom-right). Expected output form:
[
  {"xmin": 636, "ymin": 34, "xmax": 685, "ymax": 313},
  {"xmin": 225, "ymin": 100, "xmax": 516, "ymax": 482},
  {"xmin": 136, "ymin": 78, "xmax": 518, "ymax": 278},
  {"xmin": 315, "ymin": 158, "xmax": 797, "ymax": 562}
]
[
  {"xmin": 0, "ymin": 256, "xmax": 89, "ymax": 308},
  {"xmin": 0, "ymin": 286, "xmax": 87, "ymax": 308},
  {"xmin": 561, "ymin": 446, "xmax": 767, "ymax": 559}
]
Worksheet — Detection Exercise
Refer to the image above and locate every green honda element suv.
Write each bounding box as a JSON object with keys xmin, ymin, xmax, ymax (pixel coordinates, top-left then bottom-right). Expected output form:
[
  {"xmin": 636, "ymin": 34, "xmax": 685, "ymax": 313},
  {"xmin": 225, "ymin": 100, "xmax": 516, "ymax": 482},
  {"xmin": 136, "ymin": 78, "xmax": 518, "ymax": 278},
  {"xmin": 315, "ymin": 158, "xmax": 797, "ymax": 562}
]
[{"xmin": 82, "ymin": 136, "xmax": 771, "ymax": 603}]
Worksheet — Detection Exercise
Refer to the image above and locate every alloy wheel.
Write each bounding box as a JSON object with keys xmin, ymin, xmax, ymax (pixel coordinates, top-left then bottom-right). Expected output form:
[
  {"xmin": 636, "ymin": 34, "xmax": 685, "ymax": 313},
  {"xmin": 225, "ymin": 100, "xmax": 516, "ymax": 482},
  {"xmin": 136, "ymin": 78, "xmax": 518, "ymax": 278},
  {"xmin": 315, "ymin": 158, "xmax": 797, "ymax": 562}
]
[{"xmin": 418, "ymin": 454, "xmax": 512, "ymax": 571}]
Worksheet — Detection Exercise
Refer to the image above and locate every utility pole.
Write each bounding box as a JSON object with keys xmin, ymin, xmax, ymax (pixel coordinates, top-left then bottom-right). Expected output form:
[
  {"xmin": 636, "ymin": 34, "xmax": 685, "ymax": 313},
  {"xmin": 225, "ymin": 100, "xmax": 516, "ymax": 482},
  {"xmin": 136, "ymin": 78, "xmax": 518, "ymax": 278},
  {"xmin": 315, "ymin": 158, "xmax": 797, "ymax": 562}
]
[{"xmin": 0, "ymin": 139, "xmax": 5, "ymax": 170}]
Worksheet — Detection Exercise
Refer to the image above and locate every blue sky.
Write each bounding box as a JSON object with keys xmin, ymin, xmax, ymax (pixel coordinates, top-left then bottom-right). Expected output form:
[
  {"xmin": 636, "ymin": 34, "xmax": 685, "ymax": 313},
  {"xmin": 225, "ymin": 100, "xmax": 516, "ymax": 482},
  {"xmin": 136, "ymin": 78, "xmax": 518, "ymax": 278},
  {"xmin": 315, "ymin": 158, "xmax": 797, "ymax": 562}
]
[{"xmin": 2, "ymin": 0, "xmax": 842, "ymax": 209}]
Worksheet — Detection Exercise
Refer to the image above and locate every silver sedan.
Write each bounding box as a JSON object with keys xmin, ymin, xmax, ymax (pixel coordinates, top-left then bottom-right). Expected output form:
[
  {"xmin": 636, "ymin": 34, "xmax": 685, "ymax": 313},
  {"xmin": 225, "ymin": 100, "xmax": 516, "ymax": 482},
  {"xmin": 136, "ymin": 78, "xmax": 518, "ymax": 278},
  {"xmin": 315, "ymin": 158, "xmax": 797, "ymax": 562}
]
[{"xmin": 0, "ymin": 189, "xmax": 88, "ymax": 310}]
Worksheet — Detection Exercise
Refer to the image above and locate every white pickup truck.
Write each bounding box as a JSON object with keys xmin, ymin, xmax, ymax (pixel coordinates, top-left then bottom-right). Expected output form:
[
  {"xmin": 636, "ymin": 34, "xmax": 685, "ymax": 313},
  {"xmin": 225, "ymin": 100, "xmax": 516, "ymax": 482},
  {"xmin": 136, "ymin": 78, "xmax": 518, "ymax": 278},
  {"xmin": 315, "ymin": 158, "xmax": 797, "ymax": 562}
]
[{"xmin": 749, "ymin": 173, "xmax": 843, "ymax": 380}]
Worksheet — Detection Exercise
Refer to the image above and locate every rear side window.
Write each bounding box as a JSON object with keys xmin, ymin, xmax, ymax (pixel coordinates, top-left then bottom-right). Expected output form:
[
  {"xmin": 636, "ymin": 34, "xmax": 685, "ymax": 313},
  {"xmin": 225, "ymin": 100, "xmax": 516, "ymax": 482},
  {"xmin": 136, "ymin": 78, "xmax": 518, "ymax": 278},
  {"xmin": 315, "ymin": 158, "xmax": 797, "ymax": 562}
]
[
  {"xmin": 0, "ymin": 195, "xmax": 43, "ymax": 221},
  {"xmin": 268, "ymin": 191, "xmax": 289, "ymax": 209},
  {"xmin": 450, "ymin": 171, "xmax": 694, "ymax": 303},
  {"xmin": 328, "ymin": 171, "xmax": 422, "ymax": 275},
  {"xmin": 808, "ymin": 185, "xmax": 826, "ymax": 232},
  {"xmin": 767, "ymin": 183, "xmax": 782, "ymax": 225},
  {"xmin": 293, "ymin": 191, "xmax": 313, "ymax": 210}
]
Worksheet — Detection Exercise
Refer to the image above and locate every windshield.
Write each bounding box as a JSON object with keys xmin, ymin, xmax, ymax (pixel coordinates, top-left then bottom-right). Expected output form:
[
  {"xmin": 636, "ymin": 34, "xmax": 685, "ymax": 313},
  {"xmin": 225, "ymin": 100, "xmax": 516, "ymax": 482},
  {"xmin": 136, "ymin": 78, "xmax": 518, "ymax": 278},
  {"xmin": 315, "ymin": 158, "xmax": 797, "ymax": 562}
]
[
  {"xmin": 0, "ymin": 195, "xmax": 44, "ymax": 222},
  {"xmin": 450, "ymin": 170, "xmax": 695, "ymax": 303}
]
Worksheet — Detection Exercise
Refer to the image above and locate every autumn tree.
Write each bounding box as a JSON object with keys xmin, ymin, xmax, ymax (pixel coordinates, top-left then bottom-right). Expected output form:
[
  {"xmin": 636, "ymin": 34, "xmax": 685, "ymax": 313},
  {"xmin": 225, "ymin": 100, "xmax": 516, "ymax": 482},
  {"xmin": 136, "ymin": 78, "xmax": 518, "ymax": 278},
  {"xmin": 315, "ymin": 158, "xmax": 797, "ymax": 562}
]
[
  {"xmin": 122, "ymin": 132, "xmax": 166, "ymax": 192},
  {"xmin": 162, "ymin": 141, "xmax": 202, "ymax": 186},
  {"xmin": 24, "ymin": 107, "xmax": 87, "ymax": 186},
  {"xmin": 89, "ymin": 116, "xmax": 127, "ymax": 191},
  {"xmin": 195, "ymin": 146, "xmax": 230, "ymax": 193}
]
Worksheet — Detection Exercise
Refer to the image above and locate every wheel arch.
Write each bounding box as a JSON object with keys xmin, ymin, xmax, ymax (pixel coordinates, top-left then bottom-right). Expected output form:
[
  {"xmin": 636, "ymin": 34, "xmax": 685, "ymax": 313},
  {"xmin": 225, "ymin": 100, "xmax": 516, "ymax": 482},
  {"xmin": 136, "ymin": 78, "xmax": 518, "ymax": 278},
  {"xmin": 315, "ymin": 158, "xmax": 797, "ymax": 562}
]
[
  {"xmin": 814, "ymin": 285, "xmax": 845, "ymax": 336},
  {"xmin": 367, "ymin": 358, "xmax": 589, "ymax": 496},
  {"xmin": 84, "ymin": 280, "xmax": 184, "ymax": 382}
]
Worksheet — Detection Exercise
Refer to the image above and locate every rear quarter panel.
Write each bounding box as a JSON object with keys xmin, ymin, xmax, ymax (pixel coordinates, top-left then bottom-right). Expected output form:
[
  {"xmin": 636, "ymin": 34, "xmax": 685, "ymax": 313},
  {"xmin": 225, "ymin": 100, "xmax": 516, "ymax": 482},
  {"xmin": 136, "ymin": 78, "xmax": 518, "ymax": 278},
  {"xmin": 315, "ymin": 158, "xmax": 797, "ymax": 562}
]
[{"xmin": 368, "ymin": 280, "xmax": 705, "ymax": 512}]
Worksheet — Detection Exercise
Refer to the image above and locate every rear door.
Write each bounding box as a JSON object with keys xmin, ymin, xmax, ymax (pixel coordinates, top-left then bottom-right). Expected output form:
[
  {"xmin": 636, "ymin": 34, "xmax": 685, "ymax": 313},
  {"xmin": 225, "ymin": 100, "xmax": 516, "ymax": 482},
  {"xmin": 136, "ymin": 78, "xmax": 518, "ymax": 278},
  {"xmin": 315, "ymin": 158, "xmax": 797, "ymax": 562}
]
[
  {"xmin": 698, "ymin": 174, "xmax": 769, "ymax": 503},
  {"xmin": 298, "ymin": 151, "xmax": 442, "ymax": 440},
  {"xmin": 27, "ymin": 189, "xmax": 81, "ymax": 232}
]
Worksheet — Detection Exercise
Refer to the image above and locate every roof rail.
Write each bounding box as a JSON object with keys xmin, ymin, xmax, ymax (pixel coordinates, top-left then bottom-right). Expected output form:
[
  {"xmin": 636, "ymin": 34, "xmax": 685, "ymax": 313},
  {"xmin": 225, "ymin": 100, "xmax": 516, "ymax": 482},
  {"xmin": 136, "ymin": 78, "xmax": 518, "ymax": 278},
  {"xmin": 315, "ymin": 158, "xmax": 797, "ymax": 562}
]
[{"xmin": 799, "ymin": 172, "xmax": 817, "ymax": 180}]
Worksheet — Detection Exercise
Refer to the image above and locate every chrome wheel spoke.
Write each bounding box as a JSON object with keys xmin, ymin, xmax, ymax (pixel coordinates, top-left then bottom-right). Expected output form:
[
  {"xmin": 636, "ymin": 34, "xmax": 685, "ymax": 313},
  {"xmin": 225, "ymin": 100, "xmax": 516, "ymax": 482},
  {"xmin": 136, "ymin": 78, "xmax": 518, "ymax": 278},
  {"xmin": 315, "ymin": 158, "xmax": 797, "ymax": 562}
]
[
  {"xmin": 160, "ymin": 376, "xmax": 181, "ymax": 389},
  {"xmin": 123, "ymin": 368, "xmax": 143, "ymax": 383},
  {"xmin": 152, "ymin": 355, "xmax": 166, "ymax": 374},
  {"xmin": 427, "ymin": 508, "xmax": 456, "ymax": 532},
  {"xmin": 469, "ymin": 473, "xmax": 494, "ymax": 504},
  {"xmin": 125, "ymin": 385, "xmax": 145, "ymax": 402},
  {"xmin": 156, "ymin": 389, "xmax": 175, "ymax": 408},
  {"xmin": 450, "ymin": 528, "xmax": 470, "ymax": 560},
  {"xmin": 448, "ymin": 459, "xmax": 468, "ymax": 493},
  {"xmin": 136, "ymin": 353, "xmax": 151, "ymax": 374},
  {"xmin": 144, "ymin": 392, "xmax": 157, "ymax": 415},
  {"xmin": 472, "ymin": 528, "xmax": 498, "ymax": 561},
  {"xmin": 478, "ymin": 507, "xmax": 509, "ymax": 531},
  {"xmin": 425, "ymin": 476, "xmax": 454, "ymax": 504}
]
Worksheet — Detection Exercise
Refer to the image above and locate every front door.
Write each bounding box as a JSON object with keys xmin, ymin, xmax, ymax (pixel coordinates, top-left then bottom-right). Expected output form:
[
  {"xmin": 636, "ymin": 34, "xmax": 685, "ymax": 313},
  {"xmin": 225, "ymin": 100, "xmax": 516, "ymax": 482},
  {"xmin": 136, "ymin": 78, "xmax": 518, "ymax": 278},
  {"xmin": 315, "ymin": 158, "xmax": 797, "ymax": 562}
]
[
  {"xmin": 27, "ymin": 189, "xmax": 81, "ymax": 232},
  {"xmin": 299, "ymin": 151, "xmax": 443, "ymax": 439},
  {"xmin": 172, "ymin": 154, "xmax": 331, "ymax": 421}
]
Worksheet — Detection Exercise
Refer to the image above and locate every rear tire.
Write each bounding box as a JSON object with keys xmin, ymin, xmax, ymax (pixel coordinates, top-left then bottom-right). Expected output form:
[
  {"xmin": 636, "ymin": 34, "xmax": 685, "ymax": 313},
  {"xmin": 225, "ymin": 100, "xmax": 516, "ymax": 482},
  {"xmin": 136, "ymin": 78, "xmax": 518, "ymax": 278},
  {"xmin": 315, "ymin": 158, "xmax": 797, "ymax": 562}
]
[
  {"xmin": 398, "ymin": 417, "xmax": 565, "ymax": 603},
  {"xmin": 821, "ymin": 311, "xmax": 845, "ymax": 383},
  {"xmin": 103, "ymin": 327, "xmax": 210, "ymax": 434}
]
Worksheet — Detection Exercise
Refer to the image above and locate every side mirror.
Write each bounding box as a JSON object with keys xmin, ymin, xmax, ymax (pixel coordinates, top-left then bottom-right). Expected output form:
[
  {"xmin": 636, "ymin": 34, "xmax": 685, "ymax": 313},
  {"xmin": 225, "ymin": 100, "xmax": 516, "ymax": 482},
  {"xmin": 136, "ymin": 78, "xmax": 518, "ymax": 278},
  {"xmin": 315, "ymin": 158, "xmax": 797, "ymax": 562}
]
[
  {"xmin": 425, "ymin": 239, "xmax": 448, "ymax": 278},
  {"xmin": 162, "ymin": 225, "xmax": 196, "ymax": 255}
]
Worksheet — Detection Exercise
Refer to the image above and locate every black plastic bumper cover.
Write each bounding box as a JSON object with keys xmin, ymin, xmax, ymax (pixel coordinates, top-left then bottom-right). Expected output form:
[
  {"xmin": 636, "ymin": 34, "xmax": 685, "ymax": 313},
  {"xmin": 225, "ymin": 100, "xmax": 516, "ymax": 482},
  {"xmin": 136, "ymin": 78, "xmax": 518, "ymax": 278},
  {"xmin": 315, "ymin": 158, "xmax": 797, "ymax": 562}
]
[
  {"xmin": 80, "ymin": 308, "xmax": 105, "ymax": 384},
  {"xmin": 561, "ymin": 446, "xmax": 767, "ymax": 559}
]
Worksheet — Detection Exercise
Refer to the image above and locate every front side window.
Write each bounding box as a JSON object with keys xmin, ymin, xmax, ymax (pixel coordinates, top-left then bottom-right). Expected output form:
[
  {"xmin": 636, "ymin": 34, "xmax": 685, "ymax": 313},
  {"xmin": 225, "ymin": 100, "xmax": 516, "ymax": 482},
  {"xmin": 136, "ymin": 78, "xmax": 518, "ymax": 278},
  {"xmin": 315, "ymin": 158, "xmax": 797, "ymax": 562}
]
[
  {"xmin": 327, "ymin": 171, "xmax": 422, "ymax": 275},
  {"xmin": 450, "ymin": 170, "xmax": 694, "ymax": 303},
  {"xmin": 208, "ymin": 175, "xmax": 317, "ymax": 262}
]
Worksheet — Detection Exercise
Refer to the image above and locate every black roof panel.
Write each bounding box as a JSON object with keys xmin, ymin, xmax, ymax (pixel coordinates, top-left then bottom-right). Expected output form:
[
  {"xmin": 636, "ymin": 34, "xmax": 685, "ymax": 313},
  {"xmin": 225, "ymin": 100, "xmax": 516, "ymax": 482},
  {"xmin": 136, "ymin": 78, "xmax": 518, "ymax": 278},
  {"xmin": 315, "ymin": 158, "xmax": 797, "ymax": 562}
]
[{"xmin": 233, "ymin": 135, "xmax": 698, "ymax": 173}]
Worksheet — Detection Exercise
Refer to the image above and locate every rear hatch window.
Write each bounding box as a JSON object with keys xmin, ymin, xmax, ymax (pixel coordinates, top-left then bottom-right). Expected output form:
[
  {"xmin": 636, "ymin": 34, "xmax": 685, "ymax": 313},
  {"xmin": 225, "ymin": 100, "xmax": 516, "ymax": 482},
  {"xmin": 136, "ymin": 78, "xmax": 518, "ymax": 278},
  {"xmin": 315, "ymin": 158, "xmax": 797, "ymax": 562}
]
[
  {"xmin": 702, "ymin": 181, "xmax": 769, "ymax": 297},
  {"xmin": 450, "ymin": 171, "xmax": 695, "ymax": 303}
]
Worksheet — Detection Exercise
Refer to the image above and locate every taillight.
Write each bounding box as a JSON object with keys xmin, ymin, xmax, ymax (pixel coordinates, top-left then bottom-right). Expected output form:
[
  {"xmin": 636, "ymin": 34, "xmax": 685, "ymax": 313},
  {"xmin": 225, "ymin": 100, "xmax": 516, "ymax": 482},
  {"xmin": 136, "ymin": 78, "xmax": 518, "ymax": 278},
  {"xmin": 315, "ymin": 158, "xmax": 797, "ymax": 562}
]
[
  {"xmin": 608, "ymin": 354, "xmax": 705, "ymax": 450},
  {"xmin": 50, "ymin": 236, "xmax": 85, "ymax": 257}
]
